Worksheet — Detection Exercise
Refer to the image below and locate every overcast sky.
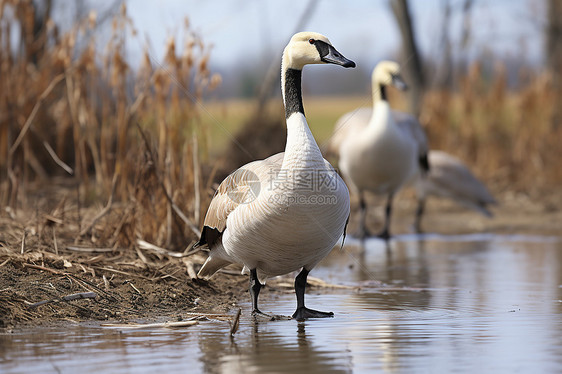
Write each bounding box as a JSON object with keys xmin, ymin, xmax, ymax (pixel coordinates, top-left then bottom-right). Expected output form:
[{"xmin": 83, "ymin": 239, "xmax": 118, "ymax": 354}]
[{"xmin": 123, "ymin": 0, "xmax": 543, "ymax": 70}]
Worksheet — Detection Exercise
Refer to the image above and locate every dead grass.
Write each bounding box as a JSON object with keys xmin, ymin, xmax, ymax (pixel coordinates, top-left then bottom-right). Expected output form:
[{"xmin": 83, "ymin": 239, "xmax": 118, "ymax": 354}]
[
  {"xmin": 0, "ymin": 2, "xmax": 560, "ymax": 296},
  {"xmin": 0, "ymin": 3, "xmax": 560, "ymax": 329},
  {"xmin": 422, "ymin": 63, "xmax": 562, "ymax": 195},
  {"xmin": 0, "ymin": 2, "xmax": 220, "ymax": 253}
]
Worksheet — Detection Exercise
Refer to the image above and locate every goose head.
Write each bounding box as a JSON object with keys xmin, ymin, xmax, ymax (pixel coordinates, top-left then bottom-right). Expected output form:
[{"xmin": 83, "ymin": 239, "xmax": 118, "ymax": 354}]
[
  {"xmin": 282, "ymin": 32, "xmax": 356, "ymax": 71},
  {"xmin": 372, "ymin": 61, "xmax": 408, "ymax": 91}
]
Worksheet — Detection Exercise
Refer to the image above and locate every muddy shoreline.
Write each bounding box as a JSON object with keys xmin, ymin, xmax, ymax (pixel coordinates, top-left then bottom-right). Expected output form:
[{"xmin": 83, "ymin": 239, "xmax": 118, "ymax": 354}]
[
  {"xmin": 1, "ymin": 190, "xmax": 560, "ymax": 330},
  {"xmin": 0, "ymin": 252, "xmax": 248, "ymax": 329}
]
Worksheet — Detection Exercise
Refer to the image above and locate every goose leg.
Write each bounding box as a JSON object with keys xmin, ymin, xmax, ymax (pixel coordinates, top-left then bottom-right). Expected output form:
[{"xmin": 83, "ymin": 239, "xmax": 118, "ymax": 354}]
[
  {"xmin": 414, "ymin": 198, "xmax": 425, "ymax": 233},
  {"xmin": 250, "ymin": 268, "xmax": 274, "ymax": 320},
  {"xmin": 292, "ymin": 268, "xmax": 334, "ymax": 320},
  {"xmin": 358, "ymin": 192, "xmax": 371, "ymax": 238},
  {"xmin": 378, "ymin": 193, "xmax": 394, "ymax": 240}
]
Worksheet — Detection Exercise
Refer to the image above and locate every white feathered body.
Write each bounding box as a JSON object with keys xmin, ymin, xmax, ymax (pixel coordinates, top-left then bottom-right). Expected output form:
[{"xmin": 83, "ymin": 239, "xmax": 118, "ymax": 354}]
[
  {"xmin": 202, "ymin": 113, "xmax": 350, "ymax": 282},
  {"xmin": 338, "ymin": 102, "xmax": 419, "ymax": 195}
]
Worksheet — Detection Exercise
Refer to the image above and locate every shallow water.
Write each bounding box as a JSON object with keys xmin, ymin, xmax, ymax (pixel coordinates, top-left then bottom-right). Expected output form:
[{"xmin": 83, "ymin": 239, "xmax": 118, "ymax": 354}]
[{"xmin": 2, "ymin": 234, "xmax": 562, "ymax": 373}]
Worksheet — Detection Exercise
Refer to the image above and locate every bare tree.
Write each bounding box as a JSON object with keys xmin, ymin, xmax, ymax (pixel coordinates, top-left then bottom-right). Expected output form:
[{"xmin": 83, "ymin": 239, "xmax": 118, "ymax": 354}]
[
  {"xmin": 437, "ymin": 0, "xmax": 453, "ymax": 88},
  {"xmin": 460, "ymin": 0, "xmax": 474, "ymax": 50},
  {"xmin": 437, "ymin": 0, "xmax": 473, "ymax": 89},
  {"xmin": 18, "ymin": 0, "xmax": 53, "ymax": 65},
  {"xmin": 546, "ymin": 0, "xmax": 562, "ymax": 129},
  {"xmin": 390, "ymin": 0, "xmax": 425, "ymax": 115}
]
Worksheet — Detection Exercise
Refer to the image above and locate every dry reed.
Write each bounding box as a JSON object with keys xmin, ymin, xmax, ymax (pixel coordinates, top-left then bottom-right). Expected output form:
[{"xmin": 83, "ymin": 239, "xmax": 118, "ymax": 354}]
[
  {"xmin": 421, "ymin": 61, "xmax": 562, "ymax": 196},
  {"xmin": 1, "ymin": 1, "xmax": 560, "ymax": 262},
  {"xmin": 0, "ymin": 1, "xmax": 220, "ymax": 255}
]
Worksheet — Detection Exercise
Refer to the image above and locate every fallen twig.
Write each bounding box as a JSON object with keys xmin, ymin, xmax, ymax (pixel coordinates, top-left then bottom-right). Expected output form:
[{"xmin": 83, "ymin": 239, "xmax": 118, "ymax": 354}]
[
  {"xmin": 101, "ymin": 321, "xmax": 198, "ymax": 329},
  {"xmin": 230, "ymin": 308, "xmax": 241, "ymax": 336},
  {"xmin": 20, "ymin": 230, "xmax": 26, "ymax": 255},
  {"xmin": 23, "ymin": 263, "xmax": 121, "ymax": 302},
  {"xmin": 182, "ymin": 258, "xmax": 198, "ymax": 280},
  {"xmin": 102, "ymin": 275, "xmax": 110, "ymax": 291},
  {"xmin": 53, "ymin": 227, "xmax": 59, "ymax": 255},
  {"xmin": 43, "ymin": 140, "xmax": 74, "ymax": 175},
  {"xmin": 135, "ymin": 247, "xmax": 149, "ymax": 264},
  {"xmin": 66, "ymin": 246, "xmax": 116, "ymax": 253},
  {"xmin": 182, "ymin": 312, "xmax": 233, "ymax": 319},
  {"xmin": 70, "ymin": 275, "xmax": 122, "ymax": 302},
  {"xmin": 92, "ymin": 266, "xmax": 151, "ymax": 280},
  {"xmin": 44, "ymin": 214, "xmax": 63, "ymax": 225},
  {"xmin": 78, "ymin": 263, "xmax": 95, "ymax": 276},
  {"xmin": 26, "ymin": 292, "xmax": 97, "ymax": 308},
  {"xmin": 137, "ymin": 239, "xmax": 191, "ymax": 258},
  {"xmin": 159, "ymin": 273, "xmax": 180, "ymax": 281},
  {"xmin": 23, "ymin": 263, "xmax": 63, "ymax": 275},
  {"xmin": 124, "ymin": 280, "xmax": 142, "ymax": 295}
]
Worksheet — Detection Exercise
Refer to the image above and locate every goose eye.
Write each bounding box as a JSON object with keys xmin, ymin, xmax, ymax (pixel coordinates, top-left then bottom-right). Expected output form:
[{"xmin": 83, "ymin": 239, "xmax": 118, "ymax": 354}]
[{"xmin": 308, "ymin": 38, "xmax": 315, "ymax": 44}]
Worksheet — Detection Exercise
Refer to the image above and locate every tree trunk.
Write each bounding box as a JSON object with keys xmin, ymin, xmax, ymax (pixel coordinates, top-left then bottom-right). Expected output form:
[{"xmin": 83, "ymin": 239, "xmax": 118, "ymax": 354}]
[
  {"xmin": 437, "ymin": 0, "xmax": 452, "ymax": 89},
  {"xmin": 546, "ymin": 0, "xmax": 562, "ymax": 129},
  {"xmin": 390, "ymin": 0, "xmax": 425, "ymax": 116}
]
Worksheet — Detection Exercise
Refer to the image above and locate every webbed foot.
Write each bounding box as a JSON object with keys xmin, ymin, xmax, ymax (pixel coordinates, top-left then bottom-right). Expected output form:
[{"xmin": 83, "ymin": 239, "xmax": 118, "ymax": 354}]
[{"xmin": 292, "ymin": 307, "xmax": 334, "ymax": 321}]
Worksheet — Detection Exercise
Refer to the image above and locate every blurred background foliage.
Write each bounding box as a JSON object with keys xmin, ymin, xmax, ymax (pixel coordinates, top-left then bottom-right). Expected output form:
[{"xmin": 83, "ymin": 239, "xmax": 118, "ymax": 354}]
[{"xmin": 0, "ymin": 0, "xmax": 561, "ymax": 251}]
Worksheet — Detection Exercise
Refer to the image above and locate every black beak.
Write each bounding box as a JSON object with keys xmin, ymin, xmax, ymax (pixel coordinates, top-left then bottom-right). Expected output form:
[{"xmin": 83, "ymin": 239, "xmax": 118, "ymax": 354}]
[
  {"xmin": 320, "ymin": 43, "xmax": 356, "ymax": 68},
  {"xmin": 391, "ymin": 74, "xmax": 408, "ymax": 91}
]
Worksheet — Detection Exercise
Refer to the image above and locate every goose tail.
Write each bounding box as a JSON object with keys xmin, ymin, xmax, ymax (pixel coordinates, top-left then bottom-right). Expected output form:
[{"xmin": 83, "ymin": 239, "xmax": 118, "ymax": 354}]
[{"xmin": 197, "ymin": 256, "xmax": 232, "ymax": 279}]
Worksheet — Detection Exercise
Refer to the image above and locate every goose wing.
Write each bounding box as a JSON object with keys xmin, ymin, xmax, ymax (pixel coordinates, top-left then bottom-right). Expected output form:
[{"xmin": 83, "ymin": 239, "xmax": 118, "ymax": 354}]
[
  {"xmin": 393, "ymin": 110, "xmax": 430, "ymax": 173},
  {"xmin": 328, "ymin": 107, "xmax": 371, "ymax": 155},
  {"xmin": 330, "ymin": 107, "xmax": 430, "ymax": 173},
  {"xmin": 427, "ymin": 150, "xmax": 496, "ymax": 213},
  {"xmin": 196, "ymin": 152, "xmax": 284, "ymax": 248}
]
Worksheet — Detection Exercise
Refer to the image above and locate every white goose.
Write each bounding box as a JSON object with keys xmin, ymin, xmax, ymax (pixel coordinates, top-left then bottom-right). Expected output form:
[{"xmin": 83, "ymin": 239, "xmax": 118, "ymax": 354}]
[
  {"xmin": 195, "ymin": 32, "xmax": 355, "ymax": 320},
  {"xmin": 413, "ymin": 150, "xmax": 496, "ymax": 231},
  {"xmin": 334, "ymin": 61, "xmax": 429, "ymax": 239}
]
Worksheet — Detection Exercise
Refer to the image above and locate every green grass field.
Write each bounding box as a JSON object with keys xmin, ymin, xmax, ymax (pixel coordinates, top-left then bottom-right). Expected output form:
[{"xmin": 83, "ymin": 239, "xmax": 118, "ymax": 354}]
[{"xmin": 199, "ymin": 95, "xmax": 371, "ymax": 155}]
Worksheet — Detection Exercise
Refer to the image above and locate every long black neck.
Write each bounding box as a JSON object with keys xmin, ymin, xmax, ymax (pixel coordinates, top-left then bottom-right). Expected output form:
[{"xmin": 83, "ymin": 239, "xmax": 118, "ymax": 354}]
[
  {"xmin": 379, "ymin": 84, "xmax": 387, "ymax": 102},
  {"xmin": 284, "ymin": 68, "xmax": 305, "ymax": 119}
]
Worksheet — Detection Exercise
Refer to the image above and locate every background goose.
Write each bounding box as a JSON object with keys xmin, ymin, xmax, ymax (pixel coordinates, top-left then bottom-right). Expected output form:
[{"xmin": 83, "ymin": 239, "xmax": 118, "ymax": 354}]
[
  {"xmin": 413, "ymin": 150, "xmax": 497, "ymax": 231},
  {"xmin": 195, "ymin": 32, "xmax": 355, "ymax": 320},
  {"xmin": 334, "ymin": 61, "xmax": 429, "ymax": 239}
]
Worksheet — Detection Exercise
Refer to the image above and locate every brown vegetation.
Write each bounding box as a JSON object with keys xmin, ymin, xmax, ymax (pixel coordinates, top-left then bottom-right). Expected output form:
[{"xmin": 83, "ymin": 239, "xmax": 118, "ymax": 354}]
[
  {"xmin": 0, "ymin": 1, "xmax": 233, "ymax": 327},
  {"xmin": 421, "ymin": 63, "xmax": 562, "ymax": 195},
  {"xmin": 0, "ymin": 1, "xmax": 560, "ymax": 327},
  {"xmin": 0, "ymin": 1, "xmax": 221, "ymax": 253}
]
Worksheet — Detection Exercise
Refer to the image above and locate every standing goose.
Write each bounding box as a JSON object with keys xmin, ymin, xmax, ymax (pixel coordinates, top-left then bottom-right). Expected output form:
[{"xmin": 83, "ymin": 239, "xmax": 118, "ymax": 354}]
[
  {"xmin": 413, "ymin": 150, "xmax": 496, "ymax": 231},
  {"xmin": 195, "ymin": 32, "xmax": 355, "ymax": 320},
  {"xmin": 335, "ymin": 61, "xmax": 429, "ymax": 239}
]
